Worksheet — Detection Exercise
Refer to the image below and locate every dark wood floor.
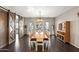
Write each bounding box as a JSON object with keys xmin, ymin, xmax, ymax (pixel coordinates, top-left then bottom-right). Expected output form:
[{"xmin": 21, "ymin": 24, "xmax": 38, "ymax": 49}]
[{"xmin": 0, "ymin": 35, "xmax": 79, "ymax": 52}]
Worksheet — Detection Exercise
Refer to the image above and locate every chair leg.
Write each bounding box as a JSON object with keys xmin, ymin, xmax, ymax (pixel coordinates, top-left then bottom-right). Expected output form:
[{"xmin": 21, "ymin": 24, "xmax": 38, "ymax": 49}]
[
  {"xmin": 35, "ymin": 43, "xmax": 37, "ymax": 51},
  {"xmin": 42, "ymin": 45, "xmax": 44, "ymax": 51}
]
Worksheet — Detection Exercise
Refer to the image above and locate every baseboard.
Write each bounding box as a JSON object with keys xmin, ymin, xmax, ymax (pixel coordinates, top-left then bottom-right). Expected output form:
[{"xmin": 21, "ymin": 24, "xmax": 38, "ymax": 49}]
[
  {"xmin": 70, "ymin": 42, "xmax": 79, "ymax": 49},
  {"xmin": 0, "ymin": 40, "xmax": 15, "ymax": 49},
  {"xmin": 0, "ymin": 43, "xmax": 7, "ymax": 49}
]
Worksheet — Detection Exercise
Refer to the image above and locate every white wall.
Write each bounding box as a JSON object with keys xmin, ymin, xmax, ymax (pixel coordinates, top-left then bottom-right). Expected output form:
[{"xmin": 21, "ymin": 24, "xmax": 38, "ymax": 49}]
[
  {"xmin": 24, "ymin": 17, "xmax": 55, "ymax": 35},
  {"xmin": 55, "ymin": 7, "xmax": 79, "ymax": 48}
]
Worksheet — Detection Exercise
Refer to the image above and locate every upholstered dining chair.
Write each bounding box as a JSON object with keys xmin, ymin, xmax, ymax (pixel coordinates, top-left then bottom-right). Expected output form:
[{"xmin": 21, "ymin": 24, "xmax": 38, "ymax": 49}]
[
  {"xmin": 43, "ymin": 38, "xmax": 49, "ymax": 51},
  {"xmin": 30, "ymin": 38, "xmax": 37, "ymax": 51}
]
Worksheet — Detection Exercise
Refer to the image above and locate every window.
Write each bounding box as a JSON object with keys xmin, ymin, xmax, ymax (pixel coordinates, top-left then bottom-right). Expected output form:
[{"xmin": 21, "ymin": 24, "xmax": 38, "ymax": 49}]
[
  {"xmin": 45, "ymin": 22, "xmax": 49, "ymax": 31},
  {"xmin": 29, "ymin": 23, "xmax": 34, "ymax": 32},
  {"xmin": 28, "ymin": 21, "xmax": 49, "ymax": 32}
]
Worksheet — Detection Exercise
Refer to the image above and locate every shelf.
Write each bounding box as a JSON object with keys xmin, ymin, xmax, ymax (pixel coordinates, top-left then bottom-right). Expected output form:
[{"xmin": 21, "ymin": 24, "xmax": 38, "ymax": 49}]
[
  {"xmin": 57, "ymin": 21, "xmax": 70, "ymax": 43},
  {"xmin": 57, "ymin": 33, "xmax": 64, "ymax": 37}
]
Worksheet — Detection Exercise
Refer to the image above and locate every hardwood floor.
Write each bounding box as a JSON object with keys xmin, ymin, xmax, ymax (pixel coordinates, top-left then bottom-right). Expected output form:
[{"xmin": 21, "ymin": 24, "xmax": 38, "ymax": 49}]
[
  {"xmin": 0, "ymin": 35, "xmax": 79, "ymax": 52},
  {"xmin": 50, "ymin": 36, "xmax": 79, "ymax": 52}
]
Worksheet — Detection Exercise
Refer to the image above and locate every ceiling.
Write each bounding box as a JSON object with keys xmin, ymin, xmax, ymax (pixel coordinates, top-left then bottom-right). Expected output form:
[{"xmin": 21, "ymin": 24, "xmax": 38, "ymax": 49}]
[{"xmin": 3, "ymin": 6, "xmax": 75, "ymax": 17}]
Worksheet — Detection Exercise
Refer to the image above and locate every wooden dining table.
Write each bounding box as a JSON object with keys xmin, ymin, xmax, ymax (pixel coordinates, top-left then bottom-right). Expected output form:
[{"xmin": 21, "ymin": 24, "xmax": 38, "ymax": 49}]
[
  {"xmin": 28, "ymin": 31, "xmax": 50, "ymax": 51},
  {"xmin": 29, "ymin": 31, "xmax": 50, "ymax": 42}
]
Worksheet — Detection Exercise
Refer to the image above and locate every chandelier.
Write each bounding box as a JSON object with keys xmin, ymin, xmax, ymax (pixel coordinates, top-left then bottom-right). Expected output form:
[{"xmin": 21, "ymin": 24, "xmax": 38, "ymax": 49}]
[{"xmin": 35, "ymin": 11, "xmax": 44, "ymax": 23}]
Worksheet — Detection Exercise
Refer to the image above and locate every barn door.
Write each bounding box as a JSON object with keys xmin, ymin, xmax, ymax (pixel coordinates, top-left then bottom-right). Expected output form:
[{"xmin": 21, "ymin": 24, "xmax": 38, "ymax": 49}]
[
  {"xmin": 0, "ymin": 9, "xmax": 8, "ymax": 51},
  {"xmin": 9, "ymin": 12, "xmax": 16, "ymax": 44}
]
